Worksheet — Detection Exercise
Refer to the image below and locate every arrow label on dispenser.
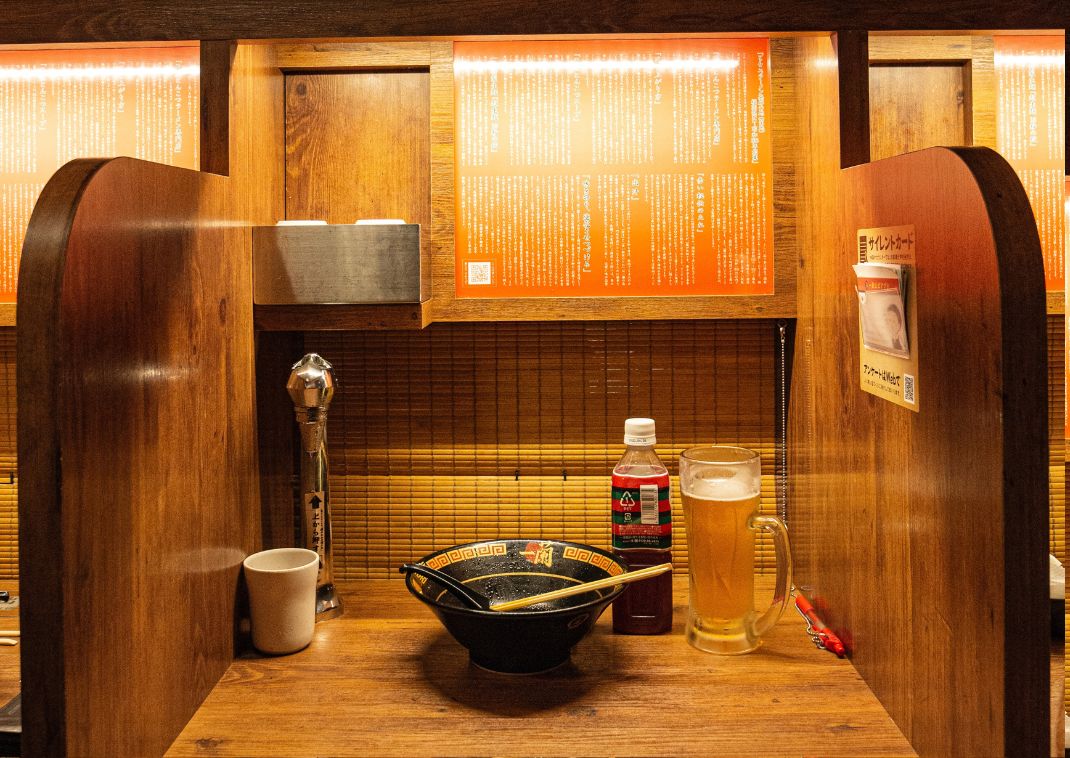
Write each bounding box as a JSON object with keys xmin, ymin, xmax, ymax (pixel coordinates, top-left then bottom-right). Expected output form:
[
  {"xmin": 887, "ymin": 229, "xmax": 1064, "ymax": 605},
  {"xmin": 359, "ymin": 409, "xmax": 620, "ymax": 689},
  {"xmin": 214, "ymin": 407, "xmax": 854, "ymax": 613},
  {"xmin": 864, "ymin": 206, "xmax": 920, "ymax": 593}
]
[{"xmin": 305, "ymin": 492, "xmax": 326, "ymax": 555}]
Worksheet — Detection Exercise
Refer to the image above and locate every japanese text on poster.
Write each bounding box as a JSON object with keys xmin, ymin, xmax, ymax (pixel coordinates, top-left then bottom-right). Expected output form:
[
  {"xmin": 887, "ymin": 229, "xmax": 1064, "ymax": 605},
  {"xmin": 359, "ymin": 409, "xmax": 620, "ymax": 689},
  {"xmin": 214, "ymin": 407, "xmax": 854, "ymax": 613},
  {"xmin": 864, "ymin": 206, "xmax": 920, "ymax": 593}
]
[
  {"xmin": 0, "ymin": 46, "xmax": 200, "ymax": 303},
  {"xmin": 454, "ymin": 39, "xmax": 773, "ymax": 298},
  {"xmin": 995, "ymin": 36, "xmax": 1065, "ymax": 291}
]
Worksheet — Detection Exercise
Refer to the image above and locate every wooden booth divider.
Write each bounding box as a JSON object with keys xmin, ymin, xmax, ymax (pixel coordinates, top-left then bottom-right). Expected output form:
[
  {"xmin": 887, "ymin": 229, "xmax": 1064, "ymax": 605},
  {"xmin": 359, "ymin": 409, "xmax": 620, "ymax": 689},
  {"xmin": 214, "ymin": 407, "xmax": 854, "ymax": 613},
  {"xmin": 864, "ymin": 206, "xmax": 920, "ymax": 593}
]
[
  {"xmin": 789, "ymin": 145, "xmax": 1049, "ymax": 756},
  {"xmin": 16, "ymin": 42, "xmax": 281, "ymax": 756},
  {"xmin": 16, "ymin": 158, "xmax": 261, "ymax": 757}
]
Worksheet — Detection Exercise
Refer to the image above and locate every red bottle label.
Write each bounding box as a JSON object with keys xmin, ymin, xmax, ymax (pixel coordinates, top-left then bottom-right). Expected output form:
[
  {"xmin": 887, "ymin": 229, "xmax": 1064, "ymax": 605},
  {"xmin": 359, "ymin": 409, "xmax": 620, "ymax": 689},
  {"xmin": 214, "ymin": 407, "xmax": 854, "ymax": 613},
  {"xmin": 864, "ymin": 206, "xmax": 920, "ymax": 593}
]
[{"xmin": 611, "ymin": 473, "xmax": 671, "ymax": 549}]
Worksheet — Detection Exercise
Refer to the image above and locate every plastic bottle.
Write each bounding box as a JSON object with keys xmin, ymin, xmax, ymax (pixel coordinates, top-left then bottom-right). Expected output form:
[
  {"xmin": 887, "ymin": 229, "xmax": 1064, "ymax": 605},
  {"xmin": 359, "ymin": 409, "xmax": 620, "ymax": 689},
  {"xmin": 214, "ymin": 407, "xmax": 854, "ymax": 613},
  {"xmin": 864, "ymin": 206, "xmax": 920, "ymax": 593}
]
[{"xmin": 611, "ymin": 417, "xmax": 673, "ymax": 634}]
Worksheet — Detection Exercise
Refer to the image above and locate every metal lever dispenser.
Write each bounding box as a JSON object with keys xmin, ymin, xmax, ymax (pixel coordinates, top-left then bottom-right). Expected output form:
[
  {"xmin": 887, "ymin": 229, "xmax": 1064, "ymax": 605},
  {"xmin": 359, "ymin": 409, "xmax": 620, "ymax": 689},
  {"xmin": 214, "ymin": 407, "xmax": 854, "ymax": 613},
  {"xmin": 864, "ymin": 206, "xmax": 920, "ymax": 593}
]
[{"xmin": 287, "ymin": 353, "xmax": 343, "ymax": 620}]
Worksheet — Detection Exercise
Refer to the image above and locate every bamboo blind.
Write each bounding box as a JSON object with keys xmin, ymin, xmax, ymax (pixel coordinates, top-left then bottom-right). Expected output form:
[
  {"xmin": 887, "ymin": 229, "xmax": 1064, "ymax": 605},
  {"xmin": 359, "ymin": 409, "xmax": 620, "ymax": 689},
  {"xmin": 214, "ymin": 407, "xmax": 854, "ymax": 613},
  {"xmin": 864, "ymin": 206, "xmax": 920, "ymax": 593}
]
[
  {"xmin": 0, "ymin": 315, "xmax": 1059, "ymax": 583},
  {"xmin": 1048, "ymin": 314, "xmax": 1065, "ymax": 564},
  {"xmin": 1058, "ymin": 317, "xmax": 1070, "ymax": 724},
  {"xmin": 302, "ymin": 317, "xmax": 1070, "ymax": 580},
  {"xmin": 305, "ymin": 320, "xmax": 780, "ymax": 579},
  {"xmin": 0, "ymin": 330, "xmax": 12, "ymax": 579}
]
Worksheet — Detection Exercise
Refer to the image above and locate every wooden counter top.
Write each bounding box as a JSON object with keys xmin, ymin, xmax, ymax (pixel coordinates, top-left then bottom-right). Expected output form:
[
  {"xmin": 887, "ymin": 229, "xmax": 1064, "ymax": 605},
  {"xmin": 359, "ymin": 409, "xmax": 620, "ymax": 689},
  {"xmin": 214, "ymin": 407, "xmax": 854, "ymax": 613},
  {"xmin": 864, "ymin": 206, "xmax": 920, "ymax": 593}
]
[{"xmin": 168, "ymin": 580, "xmax": 916, "ymax": 757}]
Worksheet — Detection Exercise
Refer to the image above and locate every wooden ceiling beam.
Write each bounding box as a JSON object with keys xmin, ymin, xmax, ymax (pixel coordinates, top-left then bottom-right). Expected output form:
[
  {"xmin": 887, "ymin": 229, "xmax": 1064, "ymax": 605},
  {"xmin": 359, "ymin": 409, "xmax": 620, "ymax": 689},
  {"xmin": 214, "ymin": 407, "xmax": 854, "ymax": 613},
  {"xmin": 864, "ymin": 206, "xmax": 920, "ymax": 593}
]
[{"xmin": 0, "ymin": 0, "xmax": 1064, "ymax": 44}]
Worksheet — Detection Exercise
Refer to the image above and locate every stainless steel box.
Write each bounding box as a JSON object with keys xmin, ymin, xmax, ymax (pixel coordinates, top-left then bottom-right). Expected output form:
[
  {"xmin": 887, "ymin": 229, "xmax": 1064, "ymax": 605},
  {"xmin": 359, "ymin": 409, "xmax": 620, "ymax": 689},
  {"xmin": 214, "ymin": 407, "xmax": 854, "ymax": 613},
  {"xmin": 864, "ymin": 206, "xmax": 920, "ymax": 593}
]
[{"xmin": 252, "ymin": 224, "xmax": 426, "ymax": 304}]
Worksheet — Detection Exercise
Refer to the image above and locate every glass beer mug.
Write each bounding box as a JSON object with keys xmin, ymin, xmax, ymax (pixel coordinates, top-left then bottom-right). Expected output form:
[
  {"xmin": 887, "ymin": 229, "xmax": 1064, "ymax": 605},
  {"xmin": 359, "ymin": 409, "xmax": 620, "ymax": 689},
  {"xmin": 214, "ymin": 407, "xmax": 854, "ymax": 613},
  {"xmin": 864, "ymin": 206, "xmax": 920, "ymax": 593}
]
[{"xmin": 679, "ymin": 446, "xmax": 792, "ymax": 654}]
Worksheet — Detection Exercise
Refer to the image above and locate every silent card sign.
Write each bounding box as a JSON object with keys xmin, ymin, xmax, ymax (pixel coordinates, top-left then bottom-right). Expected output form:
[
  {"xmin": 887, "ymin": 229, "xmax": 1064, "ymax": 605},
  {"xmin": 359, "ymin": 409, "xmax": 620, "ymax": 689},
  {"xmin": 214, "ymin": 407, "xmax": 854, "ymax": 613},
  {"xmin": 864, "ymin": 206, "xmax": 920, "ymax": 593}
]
[
  {"xmin": 856, "ymin": 225, "xmax": 919, "ymax": 412},
  {"xmin": 454, "ymin": 39, "xmax": 773, "ymax": 298},
  {"xmin": 0, "ymin": 46, "xmax": 200, "ymax": 302},
  {"xmin": 995, "ymin": 36, "xmax": 1065, "ymax": 292}
]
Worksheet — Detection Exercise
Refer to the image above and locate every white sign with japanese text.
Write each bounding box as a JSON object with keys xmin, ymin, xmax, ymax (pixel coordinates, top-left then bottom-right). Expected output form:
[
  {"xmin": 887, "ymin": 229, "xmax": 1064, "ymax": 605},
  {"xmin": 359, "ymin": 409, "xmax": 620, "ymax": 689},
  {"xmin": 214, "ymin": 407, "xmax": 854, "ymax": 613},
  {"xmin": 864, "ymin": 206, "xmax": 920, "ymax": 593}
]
[{"xmin": 856, "ymin": 225, "xmax": 919, "ymax": 412}]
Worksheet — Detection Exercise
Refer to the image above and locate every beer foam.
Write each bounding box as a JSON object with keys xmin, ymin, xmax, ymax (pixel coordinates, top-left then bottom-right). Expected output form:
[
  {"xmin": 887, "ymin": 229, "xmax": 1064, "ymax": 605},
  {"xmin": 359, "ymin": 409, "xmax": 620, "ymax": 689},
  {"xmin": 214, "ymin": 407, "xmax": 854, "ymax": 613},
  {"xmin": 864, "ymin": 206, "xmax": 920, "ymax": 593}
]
[{"xmin": 688, "ymin": 471, "xmax": 755, "ymax": 502}]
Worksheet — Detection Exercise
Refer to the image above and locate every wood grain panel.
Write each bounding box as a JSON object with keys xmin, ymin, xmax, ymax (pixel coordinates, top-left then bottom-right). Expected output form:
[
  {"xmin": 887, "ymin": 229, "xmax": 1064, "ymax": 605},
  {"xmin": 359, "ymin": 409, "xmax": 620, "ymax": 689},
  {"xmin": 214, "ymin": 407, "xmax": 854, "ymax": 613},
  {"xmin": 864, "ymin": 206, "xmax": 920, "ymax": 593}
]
[
  {"xmin": 963, "ymin": 36, "xmax": 994, "ymax": 150},
  {"xmin": 168, "ymin": 579, "xmax": 916, "ymax": 758},
  {"xmin": 285, "ymin": 70, "xmax": 431, "ymax": 229},
  {"xmin": 276, "ymin": 41, "xmax": 432, "ymax": 68},
  {"xmin": 787, "ymin": 34, "xmax": 842, "ymax": 594},
  {"xmin": 835, "ymin": 30, "xmax": 871, "ymax": 168},
  {"xmin": 255, "ymin": 302, "xmax": 429, "ymax": 330},
  {"xmin": 226, "ymin": 42, "xmax": 285, "ymax": 225},
  {"xmin": 200, "ymin": 41, "xmax": 235, "ymax": 176},
  {"xmin": 792, "ymin": 146, "xmax": 1047, "ymax": 757},
  {"xmin": 870, "ymin": 64, "xmax": 969, "ymax": 161},
  {"xmin": 868, "ymin": 35, "xmax": 995, "ymax": 149},
  {"xmin": 769, "ymin": 38, "xmax": 798, "ymax": 308},
  {"xmin": 0, "ymin": 1, "xmax": 1064, "ymax": 44},
  {"xmin": 935, "ymin": 148, "xmax": 1047, "ymax": 756},
  {"xmin": 18, "ymin": 158, "xmax": 259, "ymax": 757},
  {"xmin": 17, "ymin": 159, "xmax": 104, "ymax": 757},
  {"xmin": 426, "ymin": 41, "xmax": 457, "ymax": 322}
]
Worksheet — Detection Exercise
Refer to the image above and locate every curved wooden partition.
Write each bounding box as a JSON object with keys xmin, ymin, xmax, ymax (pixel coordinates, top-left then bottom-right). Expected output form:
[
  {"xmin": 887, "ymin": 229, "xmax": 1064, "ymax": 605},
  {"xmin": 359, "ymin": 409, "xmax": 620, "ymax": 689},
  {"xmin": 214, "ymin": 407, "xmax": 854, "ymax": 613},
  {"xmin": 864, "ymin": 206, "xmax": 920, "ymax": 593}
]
[
  {"xmin": 16, "ymin": 156, "xmax": 261, "ymax": 757},
  {"xmin": 789, "ymin": 146, "xmax": 1048, "ymax": 757}
]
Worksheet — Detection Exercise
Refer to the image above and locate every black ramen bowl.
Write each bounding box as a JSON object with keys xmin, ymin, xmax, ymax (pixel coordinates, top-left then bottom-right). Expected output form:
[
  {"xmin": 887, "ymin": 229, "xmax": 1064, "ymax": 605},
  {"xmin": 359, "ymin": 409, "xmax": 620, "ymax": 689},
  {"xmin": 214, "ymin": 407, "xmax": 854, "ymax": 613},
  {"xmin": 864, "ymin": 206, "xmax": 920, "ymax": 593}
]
[{"xmin": 403, "ymin": 539, "xmax": 629, "ymax": 673}]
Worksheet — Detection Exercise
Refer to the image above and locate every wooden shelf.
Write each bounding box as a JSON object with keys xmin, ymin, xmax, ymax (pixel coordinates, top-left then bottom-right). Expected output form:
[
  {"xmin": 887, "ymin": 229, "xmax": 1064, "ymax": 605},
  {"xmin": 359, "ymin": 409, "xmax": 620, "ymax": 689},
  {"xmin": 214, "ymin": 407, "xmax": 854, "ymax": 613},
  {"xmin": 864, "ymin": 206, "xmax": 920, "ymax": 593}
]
[
  {"xmin": 12, "ymin": 291, "xmax": 1067, "ymax": 333},
  {"xmin": 251, "ymin": 289, "xmax": 1065, "ymax": 332},
  {"xmin": 253, "ymin": 295, "xmax": 1065, "ymax": 330},
  {"xmin": 254, "ymin": 302, "xmax": 430, "ymax": 331},
  {"xmin": 167, "ymin": 580, "xmax": 916, "ymax": 757},
  {"xmin": 252, "ymin": 296, "xmax": 800, "ymax": 330}
]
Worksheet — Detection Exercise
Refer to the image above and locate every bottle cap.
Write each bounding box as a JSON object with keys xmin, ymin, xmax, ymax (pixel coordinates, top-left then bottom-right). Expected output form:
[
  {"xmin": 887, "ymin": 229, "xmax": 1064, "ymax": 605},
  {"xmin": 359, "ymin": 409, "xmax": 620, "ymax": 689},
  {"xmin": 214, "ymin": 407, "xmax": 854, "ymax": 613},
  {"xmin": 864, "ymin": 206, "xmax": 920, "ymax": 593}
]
[{"xmin": 623, "ymin": 418, "xmax": 656, "ymax": 446}]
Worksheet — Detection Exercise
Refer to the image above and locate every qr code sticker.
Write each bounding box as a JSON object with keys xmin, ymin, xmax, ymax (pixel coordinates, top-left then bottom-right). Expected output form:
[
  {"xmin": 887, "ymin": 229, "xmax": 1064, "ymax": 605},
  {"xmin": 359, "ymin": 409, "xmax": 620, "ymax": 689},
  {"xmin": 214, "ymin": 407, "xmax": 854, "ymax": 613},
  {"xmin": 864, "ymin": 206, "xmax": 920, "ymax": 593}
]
[
  {"xmin": 903, "ymin": 374, "xmax": 915, "ymax": 404},
  {"xmin": 467, "ymin": 261, "xmax": 492, "ymax": 285}
]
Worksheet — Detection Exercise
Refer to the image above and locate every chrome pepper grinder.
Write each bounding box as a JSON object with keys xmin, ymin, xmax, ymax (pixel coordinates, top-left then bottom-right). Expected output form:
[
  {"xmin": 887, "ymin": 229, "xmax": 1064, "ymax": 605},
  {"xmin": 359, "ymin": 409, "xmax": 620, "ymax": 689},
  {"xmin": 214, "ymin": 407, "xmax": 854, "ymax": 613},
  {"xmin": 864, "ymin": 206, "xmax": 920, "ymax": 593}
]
[{"xmin": 287, "ymin": 353, "xmax": 343, "ymax": 620}]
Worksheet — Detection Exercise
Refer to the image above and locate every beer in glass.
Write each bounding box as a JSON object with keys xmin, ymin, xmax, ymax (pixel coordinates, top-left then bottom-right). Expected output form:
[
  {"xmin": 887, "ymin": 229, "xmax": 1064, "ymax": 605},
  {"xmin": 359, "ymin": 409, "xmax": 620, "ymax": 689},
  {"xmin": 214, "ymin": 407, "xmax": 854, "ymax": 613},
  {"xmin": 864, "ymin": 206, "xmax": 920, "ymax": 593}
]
[{"xmin": 680, "ymin": 446, "xmax": 792, "ymax": 654}]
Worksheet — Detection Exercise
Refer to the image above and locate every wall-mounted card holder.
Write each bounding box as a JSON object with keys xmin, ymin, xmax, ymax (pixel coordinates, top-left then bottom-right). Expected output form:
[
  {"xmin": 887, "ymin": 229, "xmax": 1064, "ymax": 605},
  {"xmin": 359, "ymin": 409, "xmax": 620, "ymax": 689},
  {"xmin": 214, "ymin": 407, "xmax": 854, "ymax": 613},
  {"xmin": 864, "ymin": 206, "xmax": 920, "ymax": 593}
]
[{"xmin": 252, "ymin": 223, "xmax": 426, "ymax": 304}]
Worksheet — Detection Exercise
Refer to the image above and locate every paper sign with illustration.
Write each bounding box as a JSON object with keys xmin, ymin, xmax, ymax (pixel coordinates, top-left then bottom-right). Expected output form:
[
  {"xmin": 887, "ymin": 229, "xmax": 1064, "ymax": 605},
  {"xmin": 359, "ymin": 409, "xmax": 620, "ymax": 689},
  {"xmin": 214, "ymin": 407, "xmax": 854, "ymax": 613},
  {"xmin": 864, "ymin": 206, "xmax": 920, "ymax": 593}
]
[
  {"xmin": 855, "ymin": 225, "xmax": 919, "ymax": 412},
  {"xmin": 853, "ymin": 263, "xmax": 910, "ymax": 359}
]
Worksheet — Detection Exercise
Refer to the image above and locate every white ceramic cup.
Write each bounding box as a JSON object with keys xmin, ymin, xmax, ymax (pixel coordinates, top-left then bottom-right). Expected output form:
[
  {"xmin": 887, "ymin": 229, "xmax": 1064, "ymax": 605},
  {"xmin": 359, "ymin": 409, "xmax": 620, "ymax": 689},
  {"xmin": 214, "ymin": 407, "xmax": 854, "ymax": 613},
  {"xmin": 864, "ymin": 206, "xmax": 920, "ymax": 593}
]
[{"xmin": 243, "ymin": 548, "xmax": 319, "ymax": 655}]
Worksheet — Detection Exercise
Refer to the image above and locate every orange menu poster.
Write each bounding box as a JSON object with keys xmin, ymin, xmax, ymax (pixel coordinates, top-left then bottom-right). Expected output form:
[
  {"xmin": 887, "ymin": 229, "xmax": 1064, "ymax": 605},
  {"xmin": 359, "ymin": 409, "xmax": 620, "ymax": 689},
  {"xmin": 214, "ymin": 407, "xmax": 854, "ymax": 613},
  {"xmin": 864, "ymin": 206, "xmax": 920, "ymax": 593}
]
[
  {"xmin": 995, "ymin": 36, "xmax": 1065, "ymax": 292},
  {"xmin": 0, "ymin": 46, "xmax": 199, "ymax": 302},
  {"xmin": 454, "ymin": 39, "xmax": 773, "ymax": 298}
]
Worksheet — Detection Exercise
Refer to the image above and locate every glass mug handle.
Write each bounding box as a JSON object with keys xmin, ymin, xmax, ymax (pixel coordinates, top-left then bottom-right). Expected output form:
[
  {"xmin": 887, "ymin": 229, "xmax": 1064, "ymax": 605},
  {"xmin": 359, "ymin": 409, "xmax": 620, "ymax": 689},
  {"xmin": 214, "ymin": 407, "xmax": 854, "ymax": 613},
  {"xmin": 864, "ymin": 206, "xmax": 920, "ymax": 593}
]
[{"xmin": 747, "ymin": 514, "xmax": 793, "ymax": 640}]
